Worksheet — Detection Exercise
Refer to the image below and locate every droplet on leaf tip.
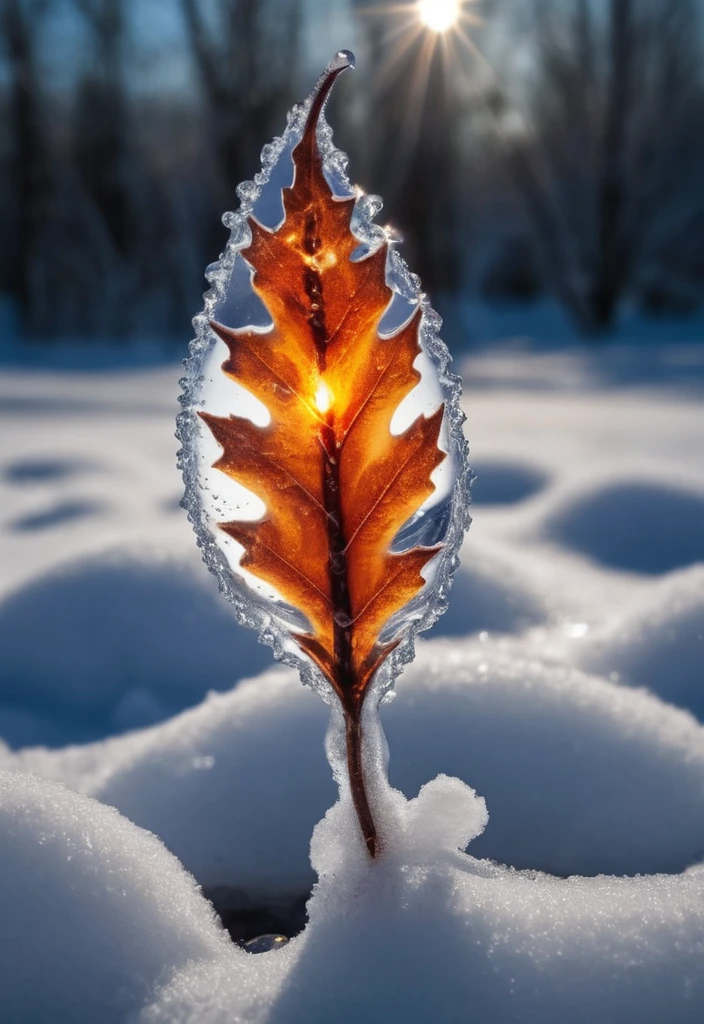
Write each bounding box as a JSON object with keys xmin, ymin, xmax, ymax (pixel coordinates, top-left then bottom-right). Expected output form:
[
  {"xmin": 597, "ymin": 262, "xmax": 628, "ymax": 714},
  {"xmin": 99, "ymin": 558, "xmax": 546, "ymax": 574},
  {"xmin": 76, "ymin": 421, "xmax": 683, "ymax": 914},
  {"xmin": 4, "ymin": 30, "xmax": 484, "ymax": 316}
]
[{"xmin": 330, "ymin": 49, "xmax": 355, "ymax": 72}]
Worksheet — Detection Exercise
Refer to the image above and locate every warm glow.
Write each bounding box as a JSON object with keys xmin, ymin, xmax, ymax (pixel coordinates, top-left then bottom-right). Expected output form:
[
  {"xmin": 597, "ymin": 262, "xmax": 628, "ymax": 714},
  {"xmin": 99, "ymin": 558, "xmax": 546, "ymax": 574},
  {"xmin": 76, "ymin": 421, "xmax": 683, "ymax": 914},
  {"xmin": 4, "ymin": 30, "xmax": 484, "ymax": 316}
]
[
  {"xmin": 417, "ymin": 0, "xmax": 461, "ymax": 32},
  {"xmin": 314, "ymin": 380, "xmax": 333, "ymax": 414}
]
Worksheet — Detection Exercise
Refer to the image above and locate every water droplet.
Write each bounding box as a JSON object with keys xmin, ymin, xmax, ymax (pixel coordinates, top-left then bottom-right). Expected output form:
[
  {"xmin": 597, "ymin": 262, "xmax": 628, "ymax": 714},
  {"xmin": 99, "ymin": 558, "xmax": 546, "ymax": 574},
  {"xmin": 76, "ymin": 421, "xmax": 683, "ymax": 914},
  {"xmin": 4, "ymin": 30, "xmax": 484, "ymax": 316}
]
[
  {"xmin": 329, "ymin": 50, "xmax": 355, "ymax": 73},
  {"xmin": 242, "ymin": 934, "xmax": 289, "ymax": 954},
  {"xmin": 334, "ymin": 610, "xmax": 353, "ymax": 628}
]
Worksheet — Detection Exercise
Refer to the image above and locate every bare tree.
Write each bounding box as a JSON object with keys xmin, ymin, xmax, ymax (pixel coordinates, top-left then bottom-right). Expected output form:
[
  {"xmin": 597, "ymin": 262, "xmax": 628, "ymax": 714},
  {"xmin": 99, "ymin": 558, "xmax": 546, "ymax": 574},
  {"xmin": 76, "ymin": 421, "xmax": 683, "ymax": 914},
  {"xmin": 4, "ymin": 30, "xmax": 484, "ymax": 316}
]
[
  {"xmin": 1, "ymin": 0, "xmax": 51, "ymax": 333},
  {"xmin": 181, "ymin": 0, "xmax": 300, "ymax": 256},
  {"xmin": 72, "ymin": 0, "xmax": 131, "ymax": 259},
  {"xmin": 498, "ymin": 0, "xmax": 704, "ymax": 334}
]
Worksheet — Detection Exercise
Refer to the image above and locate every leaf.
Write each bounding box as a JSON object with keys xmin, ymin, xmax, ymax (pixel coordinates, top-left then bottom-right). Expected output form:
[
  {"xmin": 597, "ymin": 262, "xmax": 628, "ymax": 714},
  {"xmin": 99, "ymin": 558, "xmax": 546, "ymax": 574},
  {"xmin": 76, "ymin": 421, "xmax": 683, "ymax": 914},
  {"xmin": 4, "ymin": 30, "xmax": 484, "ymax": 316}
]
[
  {"xmin": 199, "ymin": 60, "xmax": 445, "ymax": 711},
  {"xmin": 180, "ymin": 51, "xmax": 471, "ymax": 857}
]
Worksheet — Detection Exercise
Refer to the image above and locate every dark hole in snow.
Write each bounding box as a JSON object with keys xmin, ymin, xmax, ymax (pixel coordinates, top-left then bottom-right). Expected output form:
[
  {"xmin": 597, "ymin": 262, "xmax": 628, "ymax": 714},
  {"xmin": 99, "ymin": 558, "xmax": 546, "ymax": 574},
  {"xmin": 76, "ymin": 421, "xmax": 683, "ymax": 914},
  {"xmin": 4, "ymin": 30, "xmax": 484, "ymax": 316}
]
[{"xmin": 204, "ymin": 887, "xmax": 308, "ymax": 944}]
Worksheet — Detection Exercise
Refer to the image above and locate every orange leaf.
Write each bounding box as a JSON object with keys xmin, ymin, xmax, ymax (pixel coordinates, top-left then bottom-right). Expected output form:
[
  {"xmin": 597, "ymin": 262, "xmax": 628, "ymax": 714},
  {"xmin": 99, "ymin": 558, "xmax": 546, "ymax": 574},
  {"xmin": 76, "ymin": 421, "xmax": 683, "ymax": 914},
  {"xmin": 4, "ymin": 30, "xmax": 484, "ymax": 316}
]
[
  {"xmin": 200, "ymin": 66, "xmax": 445, "ymax": 711},
  {"xmin": 183, "ymin": 52, "xmax": 469, "ymax": 857}
]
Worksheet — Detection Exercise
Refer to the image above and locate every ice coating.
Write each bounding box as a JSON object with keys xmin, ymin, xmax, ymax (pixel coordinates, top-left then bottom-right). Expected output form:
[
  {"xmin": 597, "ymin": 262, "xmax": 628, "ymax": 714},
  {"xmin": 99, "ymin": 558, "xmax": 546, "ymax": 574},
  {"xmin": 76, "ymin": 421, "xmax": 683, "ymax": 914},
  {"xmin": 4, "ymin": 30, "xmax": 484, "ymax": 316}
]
[{"xmin": 177, "ymin": 53, "xmax": 471, "ymax": 848}]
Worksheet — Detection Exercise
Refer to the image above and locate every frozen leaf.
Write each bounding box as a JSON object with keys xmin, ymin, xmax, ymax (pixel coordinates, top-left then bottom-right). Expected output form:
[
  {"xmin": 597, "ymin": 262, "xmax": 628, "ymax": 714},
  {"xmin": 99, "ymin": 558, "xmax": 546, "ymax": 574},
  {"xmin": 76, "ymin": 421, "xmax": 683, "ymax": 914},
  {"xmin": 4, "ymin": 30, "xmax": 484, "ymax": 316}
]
[{"xmin": 178, "ymin": 51, "xmax": 471, "ymax": 855}]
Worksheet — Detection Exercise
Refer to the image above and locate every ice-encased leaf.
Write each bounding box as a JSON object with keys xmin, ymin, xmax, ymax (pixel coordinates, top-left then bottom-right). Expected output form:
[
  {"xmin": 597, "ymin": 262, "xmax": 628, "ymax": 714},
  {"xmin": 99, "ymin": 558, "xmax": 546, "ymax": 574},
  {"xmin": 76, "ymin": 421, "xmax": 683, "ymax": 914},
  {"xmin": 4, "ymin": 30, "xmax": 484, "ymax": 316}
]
[{"xmin": 177, "ymin": 51, "xmax": 471, "ymax": 854}]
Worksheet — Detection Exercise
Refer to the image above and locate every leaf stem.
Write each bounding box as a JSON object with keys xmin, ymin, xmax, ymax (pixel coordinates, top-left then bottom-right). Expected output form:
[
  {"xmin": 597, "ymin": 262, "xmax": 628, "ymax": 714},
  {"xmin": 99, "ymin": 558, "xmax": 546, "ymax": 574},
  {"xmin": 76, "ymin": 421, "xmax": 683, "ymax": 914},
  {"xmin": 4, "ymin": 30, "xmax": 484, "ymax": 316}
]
[
  {"xmin": 320, "ymin": 416, "xmax": 380, "ymax": 859},
  {"xmin": 300, "ymin": 57, "xmax": 380, "ymax": 858},
  {"xmin": 344, "ymin": 696, "xmax": 379, "ymax": 858}
]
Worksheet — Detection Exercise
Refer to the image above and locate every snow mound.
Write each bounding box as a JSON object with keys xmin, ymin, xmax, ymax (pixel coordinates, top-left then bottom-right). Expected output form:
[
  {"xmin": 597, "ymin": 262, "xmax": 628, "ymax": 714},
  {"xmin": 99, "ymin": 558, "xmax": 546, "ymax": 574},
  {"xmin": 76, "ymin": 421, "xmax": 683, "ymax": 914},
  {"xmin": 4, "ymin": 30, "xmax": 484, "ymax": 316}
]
[
  {"xmin": 0, "ymin": 768, "xmax": 232, "ymax": 1024},
  {"xmin": 11, "ymin": 639, "xmax": 704, "ymax": 890},
  {"xmin": 141, "ymin": 776, "xmax": 704, "ymax": 1024},
  {"xmin": 542, "ymin": 478, "xmax": 704, "ymax": 574},
  {"xmin": 428, "ymin": 545, "xmax": 546, "ymax": 636},
  {"xmin": 0, "ymin": 545, "xmax": 272, "ymax": 743},
  {"xmin": 4, "ymin": 768, "xmax": 702, "ymax": 1024},
  {"xmin": 470, "ymin": 458, "xmax": 549, "ymax": 505},
  {"xmin": 578, "ymin": 564, "xmax": 704, "ymax": 719}
]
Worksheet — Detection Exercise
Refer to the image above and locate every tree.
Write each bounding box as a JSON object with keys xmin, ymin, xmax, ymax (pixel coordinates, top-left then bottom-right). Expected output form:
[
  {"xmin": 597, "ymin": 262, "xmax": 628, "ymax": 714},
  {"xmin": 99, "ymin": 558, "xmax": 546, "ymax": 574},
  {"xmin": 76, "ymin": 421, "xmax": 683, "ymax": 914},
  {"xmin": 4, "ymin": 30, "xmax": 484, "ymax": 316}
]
[
  {"xmin": 1, "ymin": 0, "xmax": 51, "ymax": 333},
  {"xmin": 497, "ymin": 0, "xmax": 704, "ymax": 334},
  {"xmin": 72, "ymin": 0, "xmax": 131, "ymax": 259},
  {"xmin": 181, "ymin": 0, "xmax": 301, "ymax": 260}
]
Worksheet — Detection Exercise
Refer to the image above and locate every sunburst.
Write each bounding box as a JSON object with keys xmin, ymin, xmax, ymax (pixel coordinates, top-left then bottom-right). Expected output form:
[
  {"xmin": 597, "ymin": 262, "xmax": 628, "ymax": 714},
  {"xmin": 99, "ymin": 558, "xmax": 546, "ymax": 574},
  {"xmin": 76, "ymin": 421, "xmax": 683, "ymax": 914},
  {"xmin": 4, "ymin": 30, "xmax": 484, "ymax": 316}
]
[{"xmin": 356, "ymin": 1, "xmax": 484, "ymax": 166}]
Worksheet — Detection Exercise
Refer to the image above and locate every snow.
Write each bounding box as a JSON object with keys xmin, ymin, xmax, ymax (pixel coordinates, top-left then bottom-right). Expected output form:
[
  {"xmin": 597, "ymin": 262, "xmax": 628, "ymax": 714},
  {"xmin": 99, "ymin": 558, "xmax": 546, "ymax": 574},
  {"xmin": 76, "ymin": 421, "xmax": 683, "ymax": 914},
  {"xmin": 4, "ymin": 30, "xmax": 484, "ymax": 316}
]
[
  {"xmin": 577, "ymin": 564, "xmax": 704, "ymax": 719},
  {"xmin": 0, "ymin": 546, "xmax": 271, "ymax": 744},
  {"xmin": 540, "ymin": 476, "xmax": 704, "ymax": 575},
  {"xmin": 1, "ymin": 316, "xmax": 704, "ymax": 1021},
  {"xmin": 429, "ymin": 541, "xmax": 547, "ymax": 635},
  {"xmin": 2, "ymin": 766, "xmax": 703, "ymax": 1024},
  {"xmin": 140, "ymin": 777, "xmax": 704, "ymax": 1024},
  {"xmin": 7, "ymin": 639, "xmax": 704, "ymax": 894},
  {"xmin": 0, "ymin": 768, "xmax": 232, "ymax": 1024}
]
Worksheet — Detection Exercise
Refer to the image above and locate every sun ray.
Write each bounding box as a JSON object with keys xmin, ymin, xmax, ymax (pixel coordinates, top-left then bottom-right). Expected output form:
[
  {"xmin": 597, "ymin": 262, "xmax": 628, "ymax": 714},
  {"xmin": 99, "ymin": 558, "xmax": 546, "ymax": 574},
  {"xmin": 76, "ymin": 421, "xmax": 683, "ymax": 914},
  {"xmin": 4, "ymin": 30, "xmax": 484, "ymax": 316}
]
[{"xmin": 354, "ymin": 0, "xmax": 491, "ymax": 194}]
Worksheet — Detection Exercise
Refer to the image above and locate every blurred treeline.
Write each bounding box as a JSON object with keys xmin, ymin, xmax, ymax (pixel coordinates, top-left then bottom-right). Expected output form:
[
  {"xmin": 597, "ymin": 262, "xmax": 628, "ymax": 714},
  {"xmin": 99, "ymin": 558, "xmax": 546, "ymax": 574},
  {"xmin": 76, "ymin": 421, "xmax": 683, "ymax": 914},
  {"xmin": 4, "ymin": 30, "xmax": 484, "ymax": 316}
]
[{"xmin": 2, "ymin": 0, "xmax": 704, "ymax": 344}]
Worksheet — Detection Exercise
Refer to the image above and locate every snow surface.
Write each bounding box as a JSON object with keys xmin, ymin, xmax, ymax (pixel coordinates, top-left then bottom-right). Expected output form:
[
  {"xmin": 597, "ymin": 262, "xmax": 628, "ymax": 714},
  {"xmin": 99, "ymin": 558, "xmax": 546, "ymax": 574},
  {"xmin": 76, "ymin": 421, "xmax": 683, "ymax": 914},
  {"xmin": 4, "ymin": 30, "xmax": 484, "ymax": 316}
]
[
  {"xmin": 139, "ymin": 777, "xmax": 704, "ymax": 1024},
  {"xmin": 7, "ymin": 639, "xmax": 704, "ymax": 892},
  {"xmin": 0, "ymin": 546, "xmax": 271, "ymax": 742},
  {"xmin": 1, "ymin": 326, "xmax": 704, "ymax": 1021},
  {"xmin": 2, "ymin": 767, "xmax": 703, "ymax": 1024},
  {"xmin": 576, "ymin": 564, "xmax": 704, "ymax": 719},
  {"xmin": 0, "ymin": 768, "xmax": 231, "ymax": 1023}
]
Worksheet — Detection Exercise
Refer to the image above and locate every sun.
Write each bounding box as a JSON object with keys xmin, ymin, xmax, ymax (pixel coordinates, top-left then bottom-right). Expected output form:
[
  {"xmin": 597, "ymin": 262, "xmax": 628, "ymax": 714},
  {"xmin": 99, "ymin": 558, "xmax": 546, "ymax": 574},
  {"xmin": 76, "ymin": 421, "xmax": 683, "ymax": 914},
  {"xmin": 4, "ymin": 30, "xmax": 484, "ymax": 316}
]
[
  {"xmin": 417, "ymin": 0, "xmax": 462, "ymax": 33},
  {"xmin": 355, "ymin": 0, "xmax": 484, "ymax": 159}
]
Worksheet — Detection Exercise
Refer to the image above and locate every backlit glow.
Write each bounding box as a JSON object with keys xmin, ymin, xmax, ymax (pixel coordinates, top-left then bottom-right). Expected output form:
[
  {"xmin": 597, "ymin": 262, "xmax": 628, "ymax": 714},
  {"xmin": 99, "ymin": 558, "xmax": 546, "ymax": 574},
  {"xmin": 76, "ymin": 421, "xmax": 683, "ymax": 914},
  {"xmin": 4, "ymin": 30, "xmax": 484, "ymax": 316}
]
[
  {"xmin": 417, "ymin": 0, "xmax": 461, "ymax": 33},
  {"xmin": 314, "ymin": 380, "xmax": 333, "ymax": 414}
]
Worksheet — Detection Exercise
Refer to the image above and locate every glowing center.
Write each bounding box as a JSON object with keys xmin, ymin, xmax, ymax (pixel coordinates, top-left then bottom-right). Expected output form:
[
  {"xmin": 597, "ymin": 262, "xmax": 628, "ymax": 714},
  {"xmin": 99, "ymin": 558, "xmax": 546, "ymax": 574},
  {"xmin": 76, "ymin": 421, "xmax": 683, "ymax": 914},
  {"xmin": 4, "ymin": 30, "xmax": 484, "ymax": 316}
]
[
  {"xmin": 314, "ymin": 380, "xmax": 332, "ymax": 414},
  {"xmin": 418, "ymin": 0, "xmax": 461, "ymax": 32}
]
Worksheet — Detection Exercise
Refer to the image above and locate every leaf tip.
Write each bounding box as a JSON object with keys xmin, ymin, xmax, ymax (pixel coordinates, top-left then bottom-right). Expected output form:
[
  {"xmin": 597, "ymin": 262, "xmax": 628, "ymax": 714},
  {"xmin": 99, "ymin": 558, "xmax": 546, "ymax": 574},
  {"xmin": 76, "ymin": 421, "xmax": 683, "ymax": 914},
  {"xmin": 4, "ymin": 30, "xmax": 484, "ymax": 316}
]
[
  {"xmin": 305, "ymin": 50, "xmax": 356, "ymax": 140},
  {"xmin": 328, "ymin": 49, "xmax": 355, "ymax": 73}
]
